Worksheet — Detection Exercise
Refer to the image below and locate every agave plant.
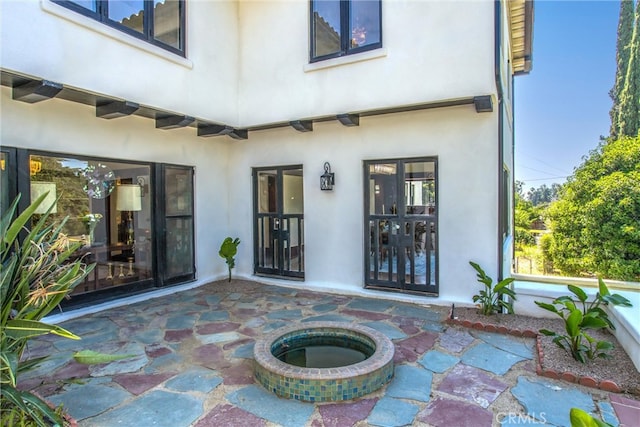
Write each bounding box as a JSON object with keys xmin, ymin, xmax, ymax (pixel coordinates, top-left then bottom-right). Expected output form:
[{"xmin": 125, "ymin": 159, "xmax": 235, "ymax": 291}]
[{"xmin": 1, "ymin": 193, "xmax": 130, "ymax": 426}]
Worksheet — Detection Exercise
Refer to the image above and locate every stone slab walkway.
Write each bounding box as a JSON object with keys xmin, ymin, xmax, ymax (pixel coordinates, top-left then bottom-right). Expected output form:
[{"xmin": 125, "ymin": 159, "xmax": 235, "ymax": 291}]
[{"xmin": 23, "ymin": 280, "xmax": 639, "ymax": 426}]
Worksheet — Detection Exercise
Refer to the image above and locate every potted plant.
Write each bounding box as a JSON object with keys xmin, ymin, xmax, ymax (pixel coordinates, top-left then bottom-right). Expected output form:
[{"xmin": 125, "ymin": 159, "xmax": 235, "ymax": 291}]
[{"xmin": 1, "ymin": 193, "xmax": 130, "ymax": 426}]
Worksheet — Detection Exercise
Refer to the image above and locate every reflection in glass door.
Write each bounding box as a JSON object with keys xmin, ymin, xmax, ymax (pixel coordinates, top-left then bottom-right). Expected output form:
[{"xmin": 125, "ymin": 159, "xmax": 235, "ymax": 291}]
[
  {"xmin": 160, "ymin": 165, "xmax": 195, "ymax": 285},
  {"xmin": 253, "ymin": 166, "xmax": 304, "ymax": 279},
  {"xmin": 364, "ymin": 158, "xmax": 438, "ymax": 295},
  {"xmin": 26, "ymin": 154, "xmax": 156, "ymax": 296}
]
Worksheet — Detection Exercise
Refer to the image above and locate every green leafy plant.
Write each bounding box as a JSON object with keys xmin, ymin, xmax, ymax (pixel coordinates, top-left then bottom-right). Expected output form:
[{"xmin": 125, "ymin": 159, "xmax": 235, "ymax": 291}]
[
  {"xmin": 1, "ymin": 194, "xmax": 132, "ymax": 426},
  {"xmin": 535, "ymin": 279, "xmax": 632, "ymax": 363},
  {"xmin": 219, "ymin": 237, "xmax": 240, "ymax": 282},
  {"xmin": 569, "ymin": 407, "xmax": 612, "ymax": 427},
  {"xmin": 469, "ymin": 261, "xmax": 516, "ymax": 315}
]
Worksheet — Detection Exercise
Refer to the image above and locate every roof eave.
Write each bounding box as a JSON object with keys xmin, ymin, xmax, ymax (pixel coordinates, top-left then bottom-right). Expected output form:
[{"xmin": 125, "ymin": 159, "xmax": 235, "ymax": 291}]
[{"xmin": 509, "ymin": 0, "xmax": 534, "ymax": 75}]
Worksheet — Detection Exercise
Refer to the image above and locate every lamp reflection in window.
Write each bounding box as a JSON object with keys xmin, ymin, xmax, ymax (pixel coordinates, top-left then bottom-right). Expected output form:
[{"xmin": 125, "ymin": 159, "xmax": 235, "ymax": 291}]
[
  {"xmin": 116, "ymin": 184, "xmax": 142, "ymax": 245},
  {"xmin": 30, "ymin": 182, "xmax": 57, "ymax": 214}
]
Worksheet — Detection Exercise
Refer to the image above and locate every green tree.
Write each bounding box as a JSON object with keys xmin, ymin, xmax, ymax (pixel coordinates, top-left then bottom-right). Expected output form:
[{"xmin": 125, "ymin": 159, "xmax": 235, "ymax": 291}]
[
  {"xmin": 515, "ymin": 194, "xmax": 536, "ymax": 248},
  {"xmin": 547, "ymin": 136, "xmax": 640, "ymax": 281},
  {"xmin": 514, "ymin": 190, "xmax": 547, "ymax": 250},
  {"xmin": 609, "ymin": 0, "xmax": 635, "ymax": 139},
  {"xmin": 615, "ymin": 0, "xmax": 640, "ymax": 138},
  {"xmin": 527, "ymin": 183, "xmax": 561, "ymax": 206}
]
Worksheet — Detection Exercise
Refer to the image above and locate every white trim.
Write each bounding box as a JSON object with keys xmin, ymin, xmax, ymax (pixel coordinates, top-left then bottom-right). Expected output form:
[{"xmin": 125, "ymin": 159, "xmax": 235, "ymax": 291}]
[
  {"xmin": 512, "ymin": 273, "xmax": 639, "ymax": 291},
  {"xmin": 514, "ymin": 280, "xmax": 640, "ymax": 371},
  {"xmin": 303, "ymin": 48, "xmax": 388, "ymax": 73},
  {"xmin": 41, "ymin": 0, "xmax": 193, "ymax": 69},
  {"xmin": 43, "ymin": 277, "xmax": 213, "ymax": 324}
]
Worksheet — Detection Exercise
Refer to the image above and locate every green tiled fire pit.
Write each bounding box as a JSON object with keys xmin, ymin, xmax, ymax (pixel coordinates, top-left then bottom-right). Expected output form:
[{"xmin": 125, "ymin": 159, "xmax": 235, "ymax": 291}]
[{"xmin": 254, "ymin": 321, "xmax": 395, "ymax": 402}]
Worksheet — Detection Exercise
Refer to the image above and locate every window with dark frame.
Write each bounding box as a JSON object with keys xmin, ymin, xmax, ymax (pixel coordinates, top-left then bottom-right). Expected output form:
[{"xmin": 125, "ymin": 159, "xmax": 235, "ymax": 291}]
[
  {"xmin": 310, "ymin": 0, "xmax": 382, "ymax": 62},
  {"xmin": 52, "ymin": 0, "xmax": 185, "ymax": 56},
  {"xmin": 2, "ymin": 146, "xmax": 196, "ymax": 308}
]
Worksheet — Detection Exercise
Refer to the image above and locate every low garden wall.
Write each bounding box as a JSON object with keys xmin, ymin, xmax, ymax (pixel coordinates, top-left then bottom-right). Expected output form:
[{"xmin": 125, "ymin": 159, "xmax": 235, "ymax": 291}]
[{"xmin": 513, "ymin": 276, "xmax": 640, "ymax": 372}]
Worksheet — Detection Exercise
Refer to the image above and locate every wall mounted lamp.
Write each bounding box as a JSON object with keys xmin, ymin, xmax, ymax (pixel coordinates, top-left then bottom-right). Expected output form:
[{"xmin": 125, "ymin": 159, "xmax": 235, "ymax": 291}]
[{"xmin": 320, "ymin": 162, "xmax": 335, "ymax": 191}]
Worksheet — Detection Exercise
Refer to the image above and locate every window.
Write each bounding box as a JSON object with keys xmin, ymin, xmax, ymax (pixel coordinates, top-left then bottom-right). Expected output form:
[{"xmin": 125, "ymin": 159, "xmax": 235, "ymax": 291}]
[
  {"xmin": 53, "ymin": 0, "xmax": 185, "ymax": 55},
  {"xmin": 3, "ymin": 147, "xmax": 195, "ymax": 307},
  {"xmin": 502, "ymin": 167, "xmax": 511, "ymax": 239},
  {"xmin": 364, "ymin": 158, "xmax": 438, "ymax": 295},
  {"xmin": 310, "ymin": 0, "xmax": 382, "ymax": 62},
  {"xmin": 25, "ymin": 154, "xmax": 155, "ymax": 300}
]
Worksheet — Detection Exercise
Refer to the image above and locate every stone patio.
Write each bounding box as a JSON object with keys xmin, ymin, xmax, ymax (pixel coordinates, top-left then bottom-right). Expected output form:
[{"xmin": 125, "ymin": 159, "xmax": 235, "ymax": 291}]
[{"xmin": 21, "ymin": 280, "xmax": 640, "ymax": 426}]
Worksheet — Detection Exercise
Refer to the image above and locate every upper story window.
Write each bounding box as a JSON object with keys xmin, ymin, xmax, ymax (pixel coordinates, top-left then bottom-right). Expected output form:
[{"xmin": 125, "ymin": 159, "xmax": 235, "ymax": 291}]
[
  {"xmin": 53, "ymin": 0, "xmax": 185, "ymax": 56},
  {"xmin": 310, "ymin": 0, "xmax": 382, "ymax": 62}
]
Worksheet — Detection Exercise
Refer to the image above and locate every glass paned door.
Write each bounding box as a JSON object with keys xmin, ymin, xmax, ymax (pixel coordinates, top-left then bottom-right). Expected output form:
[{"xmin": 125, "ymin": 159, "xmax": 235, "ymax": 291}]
[
  {"xmin": 159, "ymin": 164, "xmax": 195, "ymax": 285},
  {"xmin": 365, "ymin": 158, "xmax": 438, "ymax": 295},
  {"xmin": 0, "ymin": 149, "xmax": 16, "ymax": 216},
  {"xmin": 26, "ymin": 154, "xmax": 155, "ymax": 297},
  {"xmin": 254, "ymin": 166, "xmax": 304, "ymax": 278}
]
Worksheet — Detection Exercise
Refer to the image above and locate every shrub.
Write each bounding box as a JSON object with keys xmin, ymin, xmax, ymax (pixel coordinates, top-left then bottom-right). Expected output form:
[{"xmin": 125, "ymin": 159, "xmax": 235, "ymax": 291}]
[
  {"xmin": 535, "ymin": 279, "xmax": 632, "ymax": 363},
  {"xmin": 1, "ymin": 194, "xmax": 131, "ymax": 426},
  {"xmin": 469, "ymin": 261, "xmax": 516, "ymax": 315}
]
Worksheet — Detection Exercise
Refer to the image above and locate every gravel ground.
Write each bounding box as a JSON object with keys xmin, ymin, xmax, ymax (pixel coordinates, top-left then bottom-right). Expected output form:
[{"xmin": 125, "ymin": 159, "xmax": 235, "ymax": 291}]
[{"xmin": 451, "ymin": 306, "xmax": 640, "ymax": 397}]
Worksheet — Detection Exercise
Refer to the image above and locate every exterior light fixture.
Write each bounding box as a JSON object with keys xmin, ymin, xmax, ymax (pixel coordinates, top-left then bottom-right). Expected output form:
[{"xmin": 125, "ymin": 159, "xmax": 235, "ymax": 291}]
[{"xmin": 320, "ymin": 162, "xmax": 335, "ymax": 191}]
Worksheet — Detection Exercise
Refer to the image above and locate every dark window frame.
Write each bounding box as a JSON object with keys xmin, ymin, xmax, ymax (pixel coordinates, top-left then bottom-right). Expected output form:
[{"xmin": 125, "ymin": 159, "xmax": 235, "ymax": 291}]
[
  {"xmin": 52, "ymin": 0, "xmax": 186, "ymax": 57},
  {"xmin": 310, "ymin": 0, "xmax": 382, "ymax": 63},
  {"xmin": 363, "ymin": 156, "xmax": 439, "ymax": 295},
  {"xmin": 3, "ymin": 146, "xmax": 195, "ymax": 308}
]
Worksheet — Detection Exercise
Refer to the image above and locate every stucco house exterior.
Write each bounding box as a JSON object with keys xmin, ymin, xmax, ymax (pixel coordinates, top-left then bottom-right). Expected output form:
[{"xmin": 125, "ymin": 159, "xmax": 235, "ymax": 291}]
[{"xmin": 0, "ymin": 0, "xmax": 534, "ymax": 311}]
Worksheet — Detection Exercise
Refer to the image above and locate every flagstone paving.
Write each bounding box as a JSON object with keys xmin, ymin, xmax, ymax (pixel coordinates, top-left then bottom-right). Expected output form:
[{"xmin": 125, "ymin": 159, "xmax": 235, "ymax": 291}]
[{"xmin": 26, "ymin": 280, "xmax": 639, "ymax": 426}]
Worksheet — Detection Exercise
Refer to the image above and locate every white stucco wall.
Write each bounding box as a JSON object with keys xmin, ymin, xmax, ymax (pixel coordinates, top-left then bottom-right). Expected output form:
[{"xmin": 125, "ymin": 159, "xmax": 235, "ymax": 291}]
[
  {"xmin": 237, "ymin": 0, "xmax": 496, "ymax": 125},
  {"xmin": 228, "ymin": 105, "xmax": 499, "ymax": 305},
  {"xmin": 2, "ymin": 0, "xmax": 498, "ymax": 127},
  {"xmin": 1, "ymin": 0, "xmax": 239, "ymax": 123},
  {"xmin": 1, "ymin": 94, "xmax": 501, "ymax": 309},
  {"xmin": 0, "ymin": 86, "xmax": 233, "ymax": 283},
  {"xmin": 1, "ymin": 0, "xmax": 506, "ymax": 309}
]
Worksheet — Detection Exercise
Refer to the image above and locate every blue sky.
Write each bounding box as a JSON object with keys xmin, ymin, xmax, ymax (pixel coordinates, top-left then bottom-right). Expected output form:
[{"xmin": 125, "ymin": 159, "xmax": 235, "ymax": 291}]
[{"xmin": 514, "ymin": 0, "xmax": 622, "ymax": 191}]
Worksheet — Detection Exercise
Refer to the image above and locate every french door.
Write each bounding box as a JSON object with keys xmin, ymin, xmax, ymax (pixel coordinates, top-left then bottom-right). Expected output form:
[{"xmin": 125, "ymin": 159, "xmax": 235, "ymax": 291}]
[
  {"xmin": 364, "ymin": 158, "xmax": 438, "ymax": 295},
  {"xmin": 253, "ymin": 166, "xmax": 304, "ymax": 279},
  {"xmin": 156, "ymin": 164, "xmax": 195, "ymax": 286}
]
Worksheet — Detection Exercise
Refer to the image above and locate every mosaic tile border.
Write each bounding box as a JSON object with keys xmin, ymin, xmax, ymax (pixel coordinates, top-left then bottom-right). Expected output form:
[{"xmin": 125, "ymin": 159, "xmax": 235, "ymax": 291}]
[{"xmin": 254, "ymin": 321, "xmax": 395, "ymax": 402}]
